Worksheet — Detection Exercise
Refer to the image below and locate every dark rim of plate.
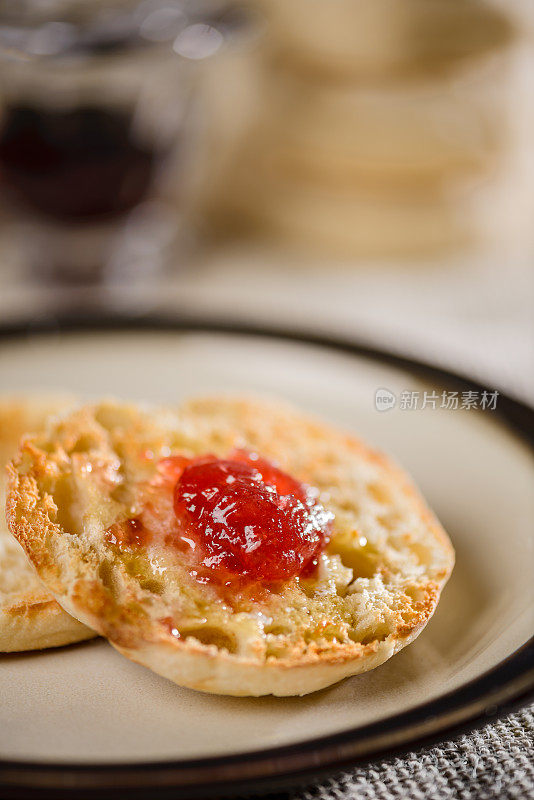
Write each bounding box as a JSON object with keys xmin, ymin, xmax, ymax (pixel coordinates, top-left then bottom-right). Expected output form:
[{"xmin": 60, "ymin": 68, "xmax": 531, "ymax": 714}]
[{"xmin": 0, "ymin": 312, "xmax": 532, "ymax": 800}]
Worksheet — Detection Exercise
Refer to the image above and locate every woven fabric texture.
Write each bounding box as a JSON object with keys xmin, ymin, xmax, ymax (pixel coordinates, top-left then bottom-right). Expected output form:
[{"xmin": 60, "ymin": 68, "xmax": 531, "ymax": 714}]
[{"xmin": 282, "ymin": 704, "xmax": 534, "ymax": 800}]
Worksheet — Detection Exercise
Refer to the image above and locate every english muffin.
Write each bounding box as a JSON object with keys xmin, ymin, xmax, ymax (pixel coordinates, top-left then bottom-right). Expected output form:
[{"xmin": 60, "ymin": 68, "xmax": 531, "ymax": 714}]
[
  {"xmin": 6, "ymin": 397, "xmax": 454, "ymax": 695},
  {"xmin": 0, "ymin": 398, "xmax": 96, "ymax": 651},
  {"xmin": 261, "ymin": 0, "xmax": 514, "ymax": 81}
]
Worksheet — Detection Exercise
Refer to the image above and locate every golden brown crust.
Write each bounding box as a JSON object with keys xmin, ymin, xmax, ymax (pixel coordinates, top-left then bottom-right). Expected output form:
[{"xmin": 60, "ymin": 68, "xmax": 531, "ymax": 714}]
[
  {"xmin": 6, "ymin": 397, "xmax": 454, "ymax": 693},
  {"xmin": 0, "ymin": 397, "xmax": 97, "ymax": 652}
]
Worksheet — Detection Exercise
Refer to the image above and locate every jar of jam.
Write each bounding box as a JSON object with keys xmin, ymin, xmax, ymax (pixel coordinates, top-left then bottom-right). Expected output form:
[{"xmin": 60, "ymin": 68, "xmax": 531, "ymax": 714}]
[{"xmin": 0, "ymin": 0, "xmax": 245, "ymax": 284}]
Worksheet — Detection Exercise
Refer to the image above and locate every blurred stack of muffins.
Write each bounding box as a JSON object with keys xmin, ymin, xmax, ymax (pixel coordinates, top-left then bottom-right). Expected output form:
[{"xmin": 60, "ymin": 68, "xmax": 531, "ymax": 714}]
[{"xmin": 202, "ymin": 0, "xmax": 533, "ymax": 259}]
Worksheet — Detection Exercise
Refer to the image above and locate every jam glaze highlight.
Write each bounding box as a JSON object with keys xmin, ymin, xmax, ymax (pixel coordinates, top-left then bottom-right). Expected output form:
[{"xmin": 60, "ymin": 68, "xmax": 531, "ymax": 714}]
[{"xmin": 106, "ymin": 450, "xmax": 333, "ymax": 591}]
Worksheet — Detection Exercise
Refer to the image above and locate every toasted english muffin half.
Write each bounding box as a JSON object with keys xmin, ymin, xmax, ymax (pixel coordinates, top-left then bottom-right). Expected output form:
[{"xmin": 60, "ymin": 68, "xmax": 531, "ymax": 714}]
[
  {"xmin": 6, "ymin": 397, "xmax": 454, "ymax": 695},
  {"xmin": 0, "ymin": 397, "xmax": 96, "ymax": 651}
]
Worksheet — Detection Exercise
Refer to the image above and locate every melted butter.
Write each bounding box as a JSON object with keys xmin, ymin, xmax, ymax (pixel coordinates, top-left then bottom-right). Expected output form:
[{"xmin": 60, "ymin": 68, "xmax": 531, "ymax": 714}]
[{"xmin": 331, "ymin": 536, "xmax": 380, "ymax": 579}]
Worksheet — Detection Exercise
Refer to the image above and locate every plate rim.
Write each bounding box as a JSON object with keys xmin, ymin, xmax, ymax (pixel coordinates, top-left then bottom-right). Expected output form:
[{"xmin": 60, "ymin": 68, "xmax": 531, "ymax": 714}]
[{"xmin": 0, "ymin": 312, "xmax": 532, "ymax": 798}]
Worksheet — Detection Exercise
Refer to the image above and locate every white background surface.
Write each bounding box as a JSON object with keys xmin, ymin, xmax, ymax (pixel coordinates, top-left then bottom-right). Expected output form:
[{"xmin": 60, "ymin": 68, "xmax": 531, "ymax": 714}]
[{"xmin": 1, "ymin": 240, "xmax": 533, "ymax": 404}]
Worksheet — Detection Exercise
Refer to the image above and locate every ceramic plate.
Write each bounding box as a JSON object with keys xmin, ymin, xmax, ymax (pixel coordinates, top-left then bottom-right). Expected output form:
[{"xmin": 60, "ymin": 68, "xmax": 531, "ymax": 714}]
[{"xmin": 0, "ymin": 317, "xmax": 532, "ymax": 799}]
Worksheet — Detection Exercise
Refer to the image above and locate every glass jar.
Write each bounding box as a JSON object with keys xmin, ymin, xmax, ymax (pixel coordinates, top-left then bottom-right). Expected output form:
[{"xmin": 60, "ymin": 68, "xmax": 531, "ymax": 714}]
[{"xmin": 0, "ymin": 0, "xmax": 243, "ymax": 284}]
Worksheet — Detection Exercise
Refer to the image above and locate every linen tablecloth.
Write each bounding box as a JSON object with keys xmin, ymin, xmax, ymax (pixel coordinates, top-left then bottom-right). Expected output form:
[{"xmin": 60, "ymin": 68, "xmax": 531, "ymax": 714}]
[{"xmin": 282, "ymin": 706, "xmax": 534, "ymax": 800}]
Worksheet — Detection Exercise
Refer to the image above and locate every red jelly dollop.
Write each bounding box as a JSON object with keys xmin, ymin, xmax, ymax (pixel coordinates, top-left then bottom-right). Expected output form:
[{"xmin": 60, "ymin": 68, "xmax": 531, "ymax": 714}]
[{"xmin": 172, "ymin": 451, "xmax": 333, "ymax": 582}]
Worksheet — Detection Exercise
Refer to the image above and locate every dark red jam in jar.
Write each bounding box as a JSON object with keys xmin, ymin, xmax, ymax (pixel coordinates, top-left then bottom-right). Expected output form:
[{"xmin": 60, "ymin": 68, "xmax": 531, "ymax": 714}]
[
  {"xmin": 0, "ymin": 105, "xmax": 158, "ymax": 221},
  {"xmin": 108, "ymin": 450, "xmax": 333, "ymax": 587}
]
